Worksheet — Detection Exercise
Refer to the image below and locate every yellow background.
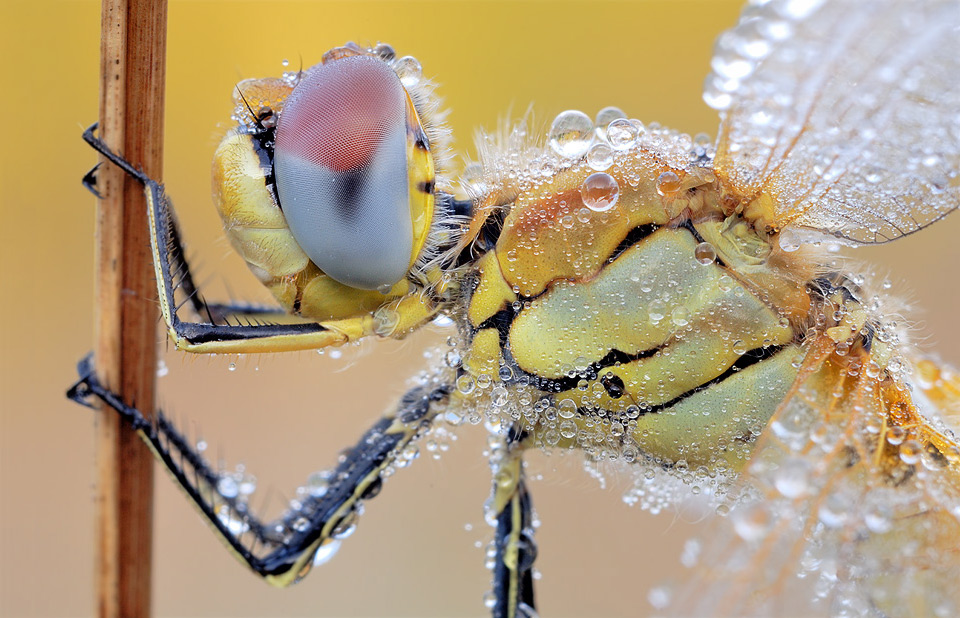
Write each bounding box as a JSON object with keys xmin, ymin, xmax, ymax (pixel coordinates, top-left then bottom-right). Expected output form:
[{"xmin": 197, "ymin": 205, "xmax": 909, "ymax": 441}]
[{"xmin": 1, "ymin": 1, "xmax": 958, "ymax": 616}]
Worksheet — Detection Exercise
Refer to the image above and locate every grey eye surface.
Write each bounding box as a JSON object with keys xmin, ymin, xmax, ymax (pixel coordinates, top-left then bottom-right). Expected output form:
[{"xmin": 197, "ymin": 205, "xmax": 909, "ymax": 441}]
[{"xmin": 274, "ymin": 55, "xmax": 412, "ymax": 291}]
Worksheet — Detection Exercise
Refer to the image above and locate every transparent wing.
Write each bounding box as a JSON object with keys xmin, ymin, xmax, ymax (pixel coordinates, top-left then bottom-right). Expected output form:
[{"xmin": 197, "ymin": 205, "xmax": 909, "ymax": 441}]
[
  {"xmin": 665, "ymin": 339, "xmax": 960, "ymax": 616},
  {"xmin": 706, "ymin": 0, "xmax": 960, "ymax": 244}
]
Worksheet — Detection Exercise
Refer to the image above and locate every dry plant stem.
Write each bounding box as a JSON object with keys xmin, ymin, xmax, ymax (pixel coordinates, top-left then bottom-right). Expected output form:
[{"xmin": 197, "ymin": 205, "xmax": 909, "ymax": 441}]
[{"xmin": 94, "ymin": 0, "xmax": 167, "ymax": 616}]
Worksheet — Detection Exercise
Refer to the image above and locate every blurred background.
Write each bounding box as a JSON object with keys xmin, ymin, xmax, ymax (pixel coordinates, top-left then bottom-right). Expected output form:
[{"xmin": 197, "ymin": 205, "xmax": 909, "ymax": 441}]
[{"xmin": 1, "ymin": 1, "xmax": 958, "ymax": 616}]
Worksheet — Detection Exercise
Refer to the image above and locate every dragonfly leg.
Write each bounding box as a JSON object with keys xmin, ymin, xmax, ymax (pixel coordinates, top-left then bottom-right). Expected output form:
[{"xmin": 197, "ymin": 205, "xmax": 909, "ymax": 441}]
[
  {"xmin": 488, "ymin": 427, "xmax": 537, "ymax": 618},
  {"xmin": 68, "ymin": 353, "xmax": 453, "ymax": 587},
  {"xmin": 81, "ymin": 123, "xmax": 349, "ymax": 354}
]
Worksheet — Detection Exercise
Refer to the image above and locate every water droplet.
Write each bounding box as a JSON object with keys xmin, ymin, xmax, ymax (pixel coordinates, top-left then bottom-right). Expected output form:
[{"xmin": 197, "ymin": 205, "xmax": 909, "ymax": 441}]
[
  {"xmin": 648, "ymin": 586, "xmax": 672, "ymax": 610},
  {"xmin": 444, "ymin": 349, "xmax": 462, "ymax": 368},
  {"xmin": 586, "ymin": 143, "xmax": 614, "ymax": 171},
  {"xmin": 228, "ymin": 362, "xmax": 237, "ymax": 372},
  {"xmin": 482, "ymin": 591, "xmax": 497, "ymax": 609},
  {"xmin": 778, "ymin": 0, "xmax": 826, "ymax": 20},
  {"xmin": 373, "ymin": 43, "xmax": 396, "ymax": 59},
  {"xmin": 312, "ymin": 539, "xmax": 342, "ymax": 566},
  {"xmin": 239, "ymin": 475, "xmax": 257, "ymax": 496},
  {"xmin": 606, "ymin": 118, "xmax": 638, "ymax": 150},
  {"xmin": 217, "ymin": 476, "xmax": 239, "ymax": 499},
  {"xmin": 306, "ymin": 471, "xmax": 331, "ymax": 497},
  {"xmin": 899, "ymin": 439, "xmax": 923, "ymax": 465},
  {"xmin": 559, "ymin": 420, "xmax": 577, "ymax": 439},
  {"xmin": 548, "ymin": 110, "xmax": 593, "ymax": 159},
  {"xmin": 732, "ymin": 502, "xmax": 772, "ymax": 542},
  {"xmin": 694, "ymin": 242, "xmax": 716, "ymax": 265},
  {"xmin": 865, "ymin": 503, "xmax": 893, "ymax": 533},
  {"xmin": 491, "ymin": 386, "xmax": 509, "ymax": 407},
  {"xmin": 402, "ymin": 443, "xmax": 420, "ymax": 462},
  {"xmin": 680, "ymin": 538, "xmax": 701, "ymax": 568},
  {"xmin": 332, "ymin": 511, "xmax": 358, "ymax": 539},
  {"xmin": 778, "ymin": 228, "xmax": 801, "ymax": 252},
  {"xmin": 216, "ymin": 505, "xmax": 249, "ymax": 536},
  {"xmin": 655, "ymin": 171, "xmax": 681, "ymax": 196},
  {"xmin": 557, "ymin": 399, "xmax": 577, "ymax": 419},
  {"xmin": 818, "ymin": 492, "xmax": 853, "ymax": 528},
  {"xmin": 648, "ymin": 299, "xmax": 666, "ymax": 322},
  {"xmin": 886, "ymin": 425, "xmax": 906, "ymax": 446},
  {"xmin": 394, "ymin": 55, "xmax": 422, "ymax": 87},
  {"xmin": 703, "ymin": 82, "xmax": 733, "ymax": 111},
  {"xmin": 580, "ymin": 172, "xmax": 619, "ymax": 212},
  {"xmin": 373, "ymin": 307, "xmax": 400, "ymax": 336},
  {"xmin": 774, "ymin": 458, "xmax": 811, "ymax": 498},
  {"xmin": 595, "ymin": 105, "xmax": 626, "ymax": 128},
  {"xmin": 671, "ymin": 306, "xmax": 690, "ymax": 327},
  {"xmin": 433, "ymin": 314, "xmax": 454, "ymax": 328}
]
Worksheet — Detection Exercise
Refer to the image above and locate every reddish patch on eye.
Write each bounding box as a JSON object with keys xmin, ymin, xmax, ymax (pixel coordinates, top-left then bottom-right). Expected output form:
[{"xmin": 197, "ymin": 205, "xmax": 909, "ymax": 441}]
[{"xmin": 275, "ymin": 56, "xmax": 405, "ymax": 173}]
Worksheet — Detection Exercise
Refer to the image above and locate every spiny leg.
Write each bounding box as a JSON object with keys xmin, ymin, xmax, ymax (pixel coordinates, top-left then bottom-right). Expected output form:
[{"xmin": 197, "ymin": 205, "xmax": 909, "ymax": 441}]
[
  {"xmin": 82, "ymin": 125, "xmax": 255, "ymax": 323},
  {"xmin": 82, "ymin": 123, "xmax": 346, "ymax": 353},
  {"xmin": 68, "ymin": 354, "xmax": 452, "ymax": 587},
  {"xmin": 488, "ymin": 426, "xmax": 537, "ymax": 618}
]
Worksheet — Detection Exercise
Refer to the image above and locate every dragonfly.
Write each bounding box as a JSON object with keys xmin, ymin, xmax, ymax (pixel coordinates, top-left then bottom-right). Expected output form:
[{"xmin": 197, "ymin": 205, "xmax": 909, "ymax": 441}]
[{"xmin": 68, "ymin": 0, "xmax": 960, "ymax": 615}]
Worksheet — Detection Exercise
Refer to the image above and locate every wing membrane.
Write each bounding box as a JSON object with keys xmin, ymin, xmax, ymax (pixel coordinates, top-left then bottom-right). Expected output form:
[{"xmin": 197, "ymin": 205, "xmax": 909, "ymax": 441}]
[
  {"xmin": 666, "ymin": 337, "xmax": 960, "ymax": 616},
  {"xmin": 708, "ymin": 0, "xmax": 960, "ymax": 244}
]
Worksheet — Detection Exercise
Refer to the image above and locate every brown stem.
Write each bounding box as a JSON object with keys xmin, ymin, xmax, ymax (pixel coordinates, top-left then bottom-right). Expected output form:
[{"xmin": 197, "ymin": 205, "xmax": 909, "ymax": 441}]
[{"xmin": 94, "ymin": 0, "xmax": 167, "ymax": 616}]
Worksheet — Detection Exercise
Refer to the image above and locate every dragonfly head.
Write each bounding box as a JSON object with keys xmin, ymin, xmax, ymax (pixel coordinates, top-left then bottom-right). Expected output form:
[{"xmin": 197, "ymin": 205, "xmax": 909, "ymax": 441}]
[{"xmin": 214, "ymin": 43, "xmax": 454, "ymax": 327}]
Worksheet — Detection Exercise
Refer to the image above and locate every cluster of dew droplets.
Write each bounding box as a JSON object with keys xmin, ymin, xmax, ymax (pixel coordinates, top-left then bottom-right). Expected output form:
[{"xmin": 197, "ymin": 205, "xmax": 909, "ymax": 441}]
[
  {"xmin": 212, "ymin": 462, "xmax": 259, "ymax": 536},
  {"xmin": 469, "ymin": 103, "xmax": 715, "ymax": 211},
  {"xmin": 450, "ymin": 332, "xmax": 742, "ymax": 521},
  {"xmin": 701, "ymin": 0, "xmax": 826, "ymax": 113},
  {"xmin": 548, "ymin": 105, "xmax": 715, "ymax": 173}
]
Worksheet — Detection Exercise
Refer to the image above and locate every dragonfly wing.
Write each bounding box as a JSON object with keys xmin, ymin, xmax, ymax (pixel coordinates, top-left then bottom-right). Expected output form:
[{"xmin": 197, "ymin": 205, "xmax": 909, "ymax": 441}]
[
  {"xmin": 664, "ymin": 339, "xmax": 960, "ymax": 616},
  {"xmin": 707, "ymin": 0, "xmax": 960, "ymax": 244}
]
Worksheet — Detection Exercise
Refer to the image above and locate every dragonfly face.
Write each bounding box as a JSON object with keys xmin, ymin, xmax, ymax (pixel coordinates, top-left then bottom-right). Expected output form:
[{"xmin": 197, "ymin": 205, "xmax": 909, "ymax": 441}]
[
  {"xmin": 71, "ymin": 0, "xmax": 960, "ymax": 615},
  {"xmin": 216, "ymin": 43, "xmax": 447, "ymax": 325}
]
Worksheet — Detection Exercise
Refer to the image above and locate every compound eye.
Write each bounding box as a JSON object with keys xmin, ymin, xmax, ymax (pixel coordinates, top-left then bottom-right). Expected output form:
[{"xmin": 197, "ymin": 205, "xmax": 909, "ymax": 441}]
[{"xmin": 274, "ymin": 56, "xmax": 412, "ymax": 291}]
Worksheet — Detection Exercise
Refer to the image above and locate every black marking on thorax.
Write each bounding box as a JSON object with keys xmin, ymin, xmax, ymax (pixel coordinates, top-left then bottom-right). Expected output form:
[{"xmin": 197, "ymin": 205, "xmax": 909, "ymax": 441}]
[
  {"xmin": 607, "ymin": 223, "xmax": 660, "ymax": 264},
  {"xmin": 478, "ymin": 209, "xmax": 506, "ymax": 251},
  {"xmin": 464, "ymin": 214, "xmax": 776, "ymax": 408},
  {"xmin": 500, "ymin": 345, "xmax": 661, "ymax": 394},
  {"xmin": 636, "ymin": 344, "xmax": 785, "ymax": 416}
]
